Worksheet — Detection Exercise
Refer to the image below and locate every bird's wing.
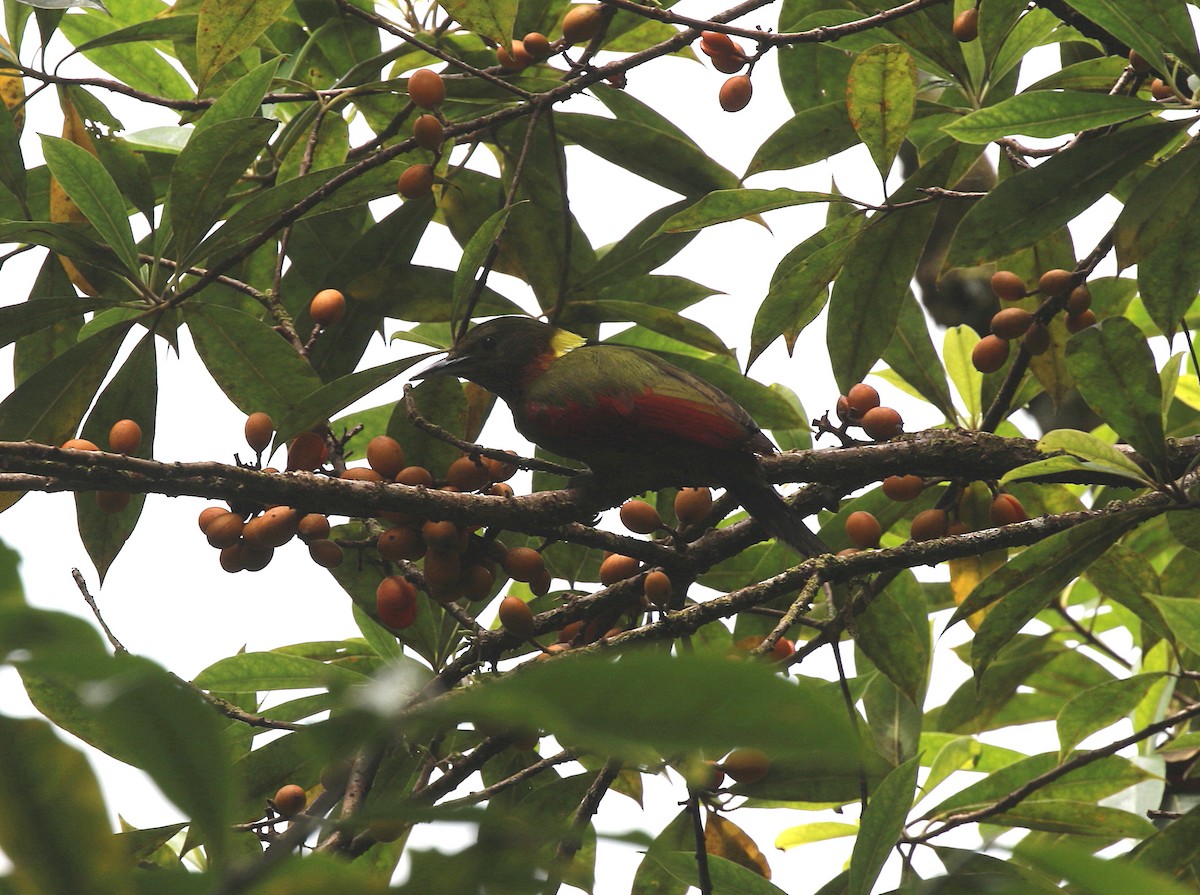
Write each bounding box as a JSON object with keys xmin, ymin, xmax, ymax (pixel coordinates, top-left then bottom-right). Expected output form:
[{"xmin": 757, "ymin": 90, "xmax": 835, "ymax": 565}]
[{"xmin": 523, "ymin": 345, "xmax": 773, "ymax": 454}]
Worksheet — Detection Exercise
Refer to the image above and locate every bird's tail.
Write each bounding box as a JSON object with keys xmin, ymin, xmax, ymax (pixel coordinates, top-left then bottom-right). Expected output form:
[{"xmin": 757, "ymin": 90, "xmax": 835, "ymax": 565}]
[{"xmin": 722, "ymin": 471, "xmax": 828, "ymax": 557}]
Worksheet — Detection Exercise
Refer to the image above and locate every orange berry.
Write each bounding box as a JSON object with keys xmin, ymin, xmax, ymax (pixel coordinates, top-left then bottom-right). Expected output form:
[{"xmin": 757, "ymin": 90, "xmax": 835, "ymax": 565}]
[
  {"xmin": 699, "ymin": 30, "xmax": 737, "ymax": 56},
  {"xmin": 952, "ymin": 6, "xmax": 978, "ymax": 42},
  {"xmin": 1151, "ymin": 78, "xmax": 1174, "ymax": 100},
  {"xmin": 287, "ymin": 431, "xmax": 327, "ymax": 471},
  {"xmin": 844, "ymin": 510, "xmax": 882, "ymax": 549},
  {"xmin": 990, "ymin": 493, "xmax": 1028, "ymax": 526},
  {"xmin": 408, "ymin": 68, "xmax": 445, "ymax": 108},
  {"xmin": 990, "ymin": 270, "xmax": 1027, "ymax": 302},
  {"xmin": 378, "ymin": 526, "xmax": 424, "ymax": 562},
  {"xmin": 599, "ymin": 553, "xmax": 639, "ymax": 586},
  {"xmin": 529, "ymin": 567, "xmax": 552, "ymax": 597},
  {"xmin": 881, "ymin": 475, "xmax": 924, "ymax": 501},
  {"xmin": 297, "ymin": 513, "xmax": 330, "ymax": 542},
  {"xmin": 308, "ymin": 539, "xmax": 344, "ymax": 568},
  {"xmin": 219, "ymin": 543, "xmax": 246, "ymax": 573},
  {"xmin": 860, "ymin": 406, "xmax": 903, "ymax": 440},
  {"xmin": 719, "ymin": 74, "xmax": 753, "ymax": 112},
  {"xmin": 376, "ymin": 575, "xmax": 418, "ymax": 628},
  {"xmin": 846, "ymin": 383, "xmax": 880, "ymax": 415},
  {"xmin": 561, "ymin": 4, "xmax": 603, "ymax": 44},
  {"xmin": 423, "ymin": 548, "xmax": 463, "ymax": 592},
  {"xmin": 95, "ymin": 491, "xmax": 130, "ymax": 514},
  {"xmin": 365, "ymin": 435, "xmax": 405, "ymax": 479},
  {"xmin": 198, "ymin": 506, "xmax": 227, "ymax": 532},
  {"xmin": 1066, "ymin": 284, "xmax": 1092, "ymax": 316},
  {"xmin": 498, "ymin": 594, "xmax": 536, "ymax": 639},
  {"xmin": 643, "ymin": 569, "xmax": 672, "ymax": 605},
  {"xmin": 242, "ymin": 506, "xmax": 300, "ymax": 549},
  {"xmin": 340, "ymin": 467, "xmax": 383, "ymax": 483},
  {"xmin": 241, "ymin": 544, "xmax": 273, "ymax": 572},
  {"xmin": 1066, "ymin": 309, "xmax": 1098, "ymax": 333},
  {"xmin": 835, "ymin": 394, "xmax": 854, "ymax": 422},
  {"xmin": 205, "ymin": 511, "xmax": 245, "ymax": 549},
  {"xmin": 395, "ymin": 465, "xmax": 434, "ymax": 487},
  {"xmin": 710, "ymin": 52, "xmax": 747, "ymax": 74},
  {"xmin": 910, "ymin": 508, "xmax": 949, "ymax": 541},
  {"xmin": 447, "ymin": 455, "xmax": 491, "ymax": 491},
  {"xmin": 108, "ymin": 419, "xmax": 142, "ymax": 454},
  {"xmin": 674, "ymin": 487, "xmax": 713, "ymax": 526},
  {"xmin": 502, "ymin": 546, "xmax": 545, "ymax": 583},
  {"xmin": 422, "ymin": 519, "xmax": 461, "ymax": 551},
  {"xmin": 244, "ymin": 412, "xmax": 274, "ymax": 453},
  {"xmin": 461, "ymin": 564, "xmax": 495, "ymax": 601},
  {"xmin": 620, "ymin": 499, "xmax": 661, "ymax": 534},
  {"xmin": 273, "ymin": 784, "xmax": 307, "ymax": 818},
  {"xmin": 398, "ymin": 164, "xmax": 435, "ymax": 199},
  {"xmin": 1128, "ymin": 50, "xmax": 1150, "ymax": 72},
  {"xmin": 1037, "ymin": 268, "xmax": 1074, "ymax": 297},
  {"xmin": 721, "ymin": 747, "xmax": 769, "ymax": 784},
  {"xmin": 482, "ymin": 451, "xmax": 519, "ymax": 482},
  {"xmin": 1023, "ymin": 321, "xmax": 1050, "ymax": 355},
  {"xmin": 523, "ymin": 32, "xmax": 553, "ymax": 59},
  {"xmin": 413, "ymin": 114, "xmax": 444, "ymax": 151},
  {"xmin": 496, "ymin": 40, "xmax": 532, "ymax": 70},
  {"xmin": 62, "ymin": 438, "xmax": 99, "ymax": 451},
  {"xmin": 990, "ymin": 307, "xmax": 1033, "ymax": 340},
  {"xmin": 972, "ymin": 334, "xmax": 1010, "ymax": 374},
  {"xmin": 309, "ymin": 288, "xmax": 345, "ymax": 326}
]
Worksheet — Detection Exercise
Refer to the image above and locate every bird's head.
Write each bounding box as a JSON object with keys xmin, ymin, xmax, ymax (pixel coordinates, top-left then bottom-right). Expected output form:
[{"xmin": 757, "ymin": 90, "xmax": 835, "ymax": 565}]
[{"xmin": 417, "ymin": 316, "xmax": 587, "ymax": 401}]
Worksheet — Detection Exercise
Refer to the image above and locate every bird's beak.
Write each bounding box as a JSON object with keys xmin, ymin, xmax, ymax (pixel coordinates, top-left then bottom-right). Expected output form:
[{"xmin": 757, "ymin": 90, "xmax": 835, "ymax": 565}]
[{"xmin": 412, "ymin": 352, "xmax": 467, "ymax": 381}]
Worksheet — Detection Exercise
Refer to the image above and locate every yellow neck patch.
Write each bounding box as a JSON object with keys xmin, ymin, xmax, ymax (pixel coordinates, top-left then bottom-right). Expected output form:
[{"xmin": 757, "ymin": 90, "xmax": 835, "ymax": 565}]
[{"xmin": 549, "ymin": 327, "xmax": 587, "ymax": 358}]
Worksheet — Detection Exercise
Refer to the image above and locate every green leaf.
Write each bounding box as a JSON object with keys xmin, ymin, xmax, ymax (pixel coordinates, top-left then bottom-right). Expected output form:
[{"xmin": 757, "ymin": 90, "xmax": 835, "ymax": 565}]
[
  {"xmin": 943, "ymin": 92, "xmax": 1159, "ymax": 144},
  {"xmin": 40, "ymin": 134, "xmax": 140, "ymax": 276},
  {"xmin": 89, "ymin": 655, "xmax": 237, "ymax": 861},
  {"xmin": 650, "ymin": 852, "xmax": 789, "ymax": 895},
  {"xmin": 0, "ymin": 219, "xmax": 130, "ymax": 279},
  {"xmin": 184, "ymin": 303, "xmax": 322, "ymax": 419},
  {"xmin": 853, "ymin": 571, "xmax": 930, "ymax": 705},
  {"xmin": 828, "ymin": 198, "xmax": 938, "ymax": 392},
  {"xmin": 1137, "ymin": 203, "xmax": 1200, "ymax": 343},
  {"xmin": 1057, "ymin": 673, "xmax": 1164, "ymax": 760},
  {"xmin": 0, "ymin": 100, "xmax": 26, "ymax": 208},
  {"xmin": 881, "ymin": 290, "xmax": 957, "ymax": 422},
  {"xmin": 746, "ymin": 101, "xmax": 858, "ymax": 177},
  {"xmin": 437, "ymin": 0, "xmax": 516, "ymax": 44},
  {"xmin": 1128, "ymin": 804, "xmax": 1200, "ymax": 876},
  {"xmin": 388, "ymin": 376, "xmax": 471, "ymax": 482},
  {"xmin": 949, "ymin": 514, "xmax": 1146, "ymax": 677},
  {"xmin": 1063, "ymin": 0, "xmax": 1200, "ymax": 79},
  {"xmin": 999, "ymin": 801, "xmax": 1154, "ymax": 837},
  {"xmin": 0, "ymin": 716, "xmax": 131, "ymax": 895},
  {"xmin": 1028, "ymin": 430, "xmax": 1154, "ymax": 487},
  {"xmin": 195, "ymin": 0, "xmax": 292, "ymax": 88},
  {"xmin": 845, "ymin": 44, "xmax": 917, "ymax": 177},
  {"xmin": 775, "ymin": 822, "xmax": 858, "ymax": 849},
  {"xmin": 194, "ymin": 57, "xmax": 281, "ymax": 134},
  {"xmin": 1065, "ymin": 317, "xmax": 1169, "ymax": 478},
  {"xmin": 1114, "ymin": 143, "xmax": 1200, "ymax": 268},
  {"xmin": 59, "ymin": 8, "xmax": 193, "ymax": 101},
  {"xmin": 926, "ymin": 753, "xmax": 1148, "ymax": 818},
  {"xmin": 414, "ymin": 651, "xmax": 870, "ymax": 766},
  {"xmin": 849, "ymin": 756, "xmax": 919, "ymax": 895},
  {"xmin": 193, "ymin": 651, "xmax": 372, "ymax": 692},
  {"xmin": 568, "ymin": 300, "xmax": 728, "ymax": 356},
  {"xmin": 75, "ymin": 332, "xmax": 157, "ymax": 582},
  {"xmin": 0, "ymin": 321, "xmax": 130, "ymax": 446},
  {"xmin": 751, "ymin": 211, "xmax": 863, "ymax": 368},
  {"xmin": 0, "ymin": 297, "xmax": 97, "ymax": 349},
  {"xmin": 1146, "ymin": 595, "xmax": 1200, "ymax": 655},
  {"xmin": 1020, "ymin": 841, "xmax": 1198, "ymax": 895},
  {"xmin": 273, "ymin": 356, "xmax": 425, "ymax": 447},
  {"xmin": 452, "ymin": 204, "xmax": 515, "ymax": 328},
  {"xmin": 170, "ymin": 117, "xmax": 277, "ymax": 267},
  {"xmin": 555, "ymin": 110, "xmax": 740, "ymax": 198},
  {"xmin": 946, "ymin": 122, "xmax": 1187, "ymax": 267},
  {"xmin": 657, "ymin": 189, "xmax": 836, "ymax": 234}
]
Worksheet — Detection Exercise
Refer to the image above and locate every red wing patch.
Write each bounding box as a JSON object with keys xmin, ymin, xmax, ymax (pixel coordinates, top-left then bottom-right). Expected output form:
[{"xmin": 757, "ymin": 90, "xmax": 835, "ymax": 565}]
[{"xmin": 524, "ymin": 388, "xmax": 755, "ymax": 452}]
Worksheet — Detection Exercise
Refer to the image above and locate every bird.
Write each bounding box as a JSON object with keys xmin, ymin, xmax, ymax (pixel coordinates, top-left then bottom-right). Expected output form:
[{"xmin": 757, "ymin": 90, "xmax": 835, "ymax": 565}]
[{"xmin": 417, "ymin": 316, "xmax": 826, "ymax": 556}]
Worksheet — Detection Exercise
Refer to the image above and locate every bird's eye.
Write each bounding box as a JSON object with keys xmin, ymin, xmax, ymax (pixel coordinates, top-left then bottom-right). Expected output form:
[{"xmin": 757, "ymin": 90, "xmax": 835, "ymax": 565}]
[{"xmin": 479, "ymin": 335, "xmax": 496, "ymax": 352}]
